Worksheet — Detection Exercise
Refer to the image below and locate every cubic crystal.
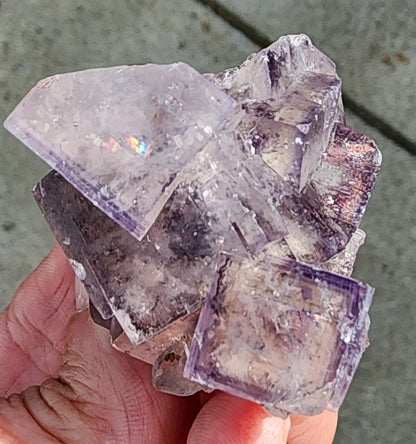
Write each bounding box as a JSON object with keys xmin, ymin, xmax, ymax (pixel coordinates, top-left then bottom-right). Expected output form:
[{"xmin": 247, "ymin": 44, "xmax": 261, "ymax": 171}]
[
  {"xmin": 34, "ymin": 171, "xmax": 239, "ymax": 345},
  {"xmin": 5, "ymin": 63, "xmax": 236, "ymax": 241},
  {"xmin": 184, "ymin": 254, "xmax": 373, "ymax": 416}
]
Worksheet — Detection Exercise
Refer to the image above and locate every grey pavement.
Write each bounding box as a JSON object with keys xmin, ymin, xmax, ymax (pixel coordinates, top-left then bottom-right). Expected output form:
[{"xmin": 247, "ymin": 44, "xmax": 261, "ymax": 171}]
[{"xmin": 0, "ymin": 1, "xmax": 415, "ymax": 443}]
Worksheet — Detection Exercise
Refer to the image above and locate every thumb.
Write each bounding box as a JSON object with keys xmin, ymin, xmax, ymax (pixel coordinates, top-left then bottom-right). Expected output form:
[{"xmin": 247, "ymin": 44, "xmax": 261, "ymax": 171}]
[
  {"xmin": 288, "ymin": 410, "xmax": 338, "ymax": 443},
  {"xmin": 0, "ymin": 243, "xmax": 75, "ymax": 396},
  {"xmin": 187, "ymin": 391, "xmax": 291, "ymax": 444}
]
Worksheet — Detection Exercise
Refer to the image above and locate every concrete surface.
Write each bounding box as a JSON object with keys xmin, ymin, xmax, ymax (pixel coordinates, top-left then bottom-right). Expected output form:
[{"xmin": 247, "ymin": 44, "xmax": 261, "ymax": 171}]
[{"xmin": 0, "ymin": 1, "xmax": 415, "ymax": 443}]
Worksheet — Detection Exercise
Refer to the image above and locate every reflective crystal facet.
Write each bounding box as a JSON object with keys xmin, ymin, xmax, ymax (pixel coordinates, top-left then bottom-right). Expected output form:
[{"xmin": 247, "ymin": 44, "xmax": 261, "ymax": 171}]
[{"xmin": 5, "ymin": 63, "xmax": 236, "ymax": 241}]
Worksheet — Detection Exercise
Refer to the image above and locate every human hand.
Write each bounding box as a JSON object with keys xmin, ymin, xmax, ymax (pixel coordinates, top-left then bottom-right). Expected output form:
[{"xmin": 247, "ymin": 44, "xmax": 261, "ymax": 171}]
[{"xmin": 0, "ymin": 244, "xmax": 337, "ymax": 443}]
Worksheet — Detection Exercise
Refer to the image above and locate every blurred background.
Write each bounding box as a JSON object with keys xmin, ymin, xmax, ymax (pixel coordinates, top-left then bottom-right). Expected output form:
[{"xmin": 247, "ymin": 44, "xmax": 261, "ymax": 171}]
[{"xmin": 0, "ymin": 1, "xmax": 414, "ymax": 442}]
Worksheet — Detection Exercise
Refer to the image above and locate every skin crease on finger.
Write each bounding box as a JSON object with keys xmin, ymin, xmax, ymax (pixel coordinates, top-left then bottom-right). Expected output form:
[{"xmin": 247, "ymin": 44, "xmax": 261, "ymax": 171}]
[
  {"xmin": 0, "ymin": 245, "xmax": 338, "ymax": 443},
  {"xmin": 0, "ymin": 244, "xmax": 76, "ymax": 397}
]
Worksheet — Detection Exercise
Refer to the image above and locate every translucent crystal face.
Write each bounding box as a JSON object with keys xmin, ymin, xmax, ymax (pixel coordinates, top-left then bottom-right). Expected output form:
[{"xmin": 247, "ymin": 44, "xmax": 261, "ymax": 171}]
[
  {"xmin": 6, "ymin": 34, "xmax": 381, "ymax": 415},
  {"xmin": 4, "ymin": 63, "xmax": 236, "ymax": 241},
  {"xmin": 184, "ymin": 254, "xmax": 373, "ymax": 416},
  {"xmin": 34, "ymin": 171, "xmax": 235, "ymax": 344}
]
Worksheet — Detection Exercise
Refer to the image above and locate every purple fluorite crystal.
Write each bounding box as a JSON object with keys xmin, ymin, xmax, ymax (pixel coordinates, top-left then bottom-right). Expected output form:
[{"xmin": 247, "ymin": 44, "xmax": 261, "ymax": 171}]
[
  {"xmin": 5, "ymin": 34, "xmax": 381, "ymax": 415},
  {"xmin": 4, "ymin": 63, "xmax": 236, "ymax": 241},
  {"xmin": 184, "ymin": 254, "xmax": 373, "ymax": 416}
]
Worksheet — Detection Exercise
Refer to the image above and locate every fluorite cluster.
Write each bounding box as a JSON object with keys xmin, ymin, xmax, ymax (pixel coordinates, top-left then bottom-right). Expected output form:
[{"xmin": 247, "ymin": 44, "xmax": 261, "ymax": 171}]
[{"xmin": 4, "ymin": 34, "xmax": 381, "ymax": 417}]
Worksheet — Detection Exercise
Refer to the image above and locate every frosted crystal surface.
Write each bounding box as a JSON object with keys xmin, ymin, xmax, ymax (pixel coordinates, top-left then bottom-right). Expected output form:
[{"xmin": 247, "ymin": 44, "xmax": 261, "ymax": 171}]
[
  {"xmin": 320, "ymin": 229, "xmax": 366, "ymax": 277},
  {"xmin": 6, "ymin": 34, "xmax": 382, "ymax": 413},
  {"xmin": 184, "ymin": 254, "xmax": 373, "ymax": 416},
  {"xmin": 34, "ymin": 171, "xmax": 244, "ymax": 345}
]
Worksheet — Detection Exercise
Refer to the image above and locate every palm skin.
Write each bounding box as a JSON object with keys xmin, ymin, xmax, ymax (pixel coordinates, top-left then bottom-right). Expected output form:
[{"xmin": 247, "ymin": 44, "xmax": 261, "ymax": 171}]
[{"xmin": 0, "ymin": 245, "xmax": 337, "ymax": 443}]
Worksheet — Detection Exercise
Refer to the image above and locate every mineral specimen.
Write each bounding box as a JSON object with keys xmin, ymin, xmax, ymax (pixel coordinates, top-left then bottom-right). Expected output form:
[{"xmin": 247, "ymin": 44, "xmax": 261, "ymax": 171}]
[{"xmin": 4, "ymin": 34, "xmax": 381, "ymax": 415}]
